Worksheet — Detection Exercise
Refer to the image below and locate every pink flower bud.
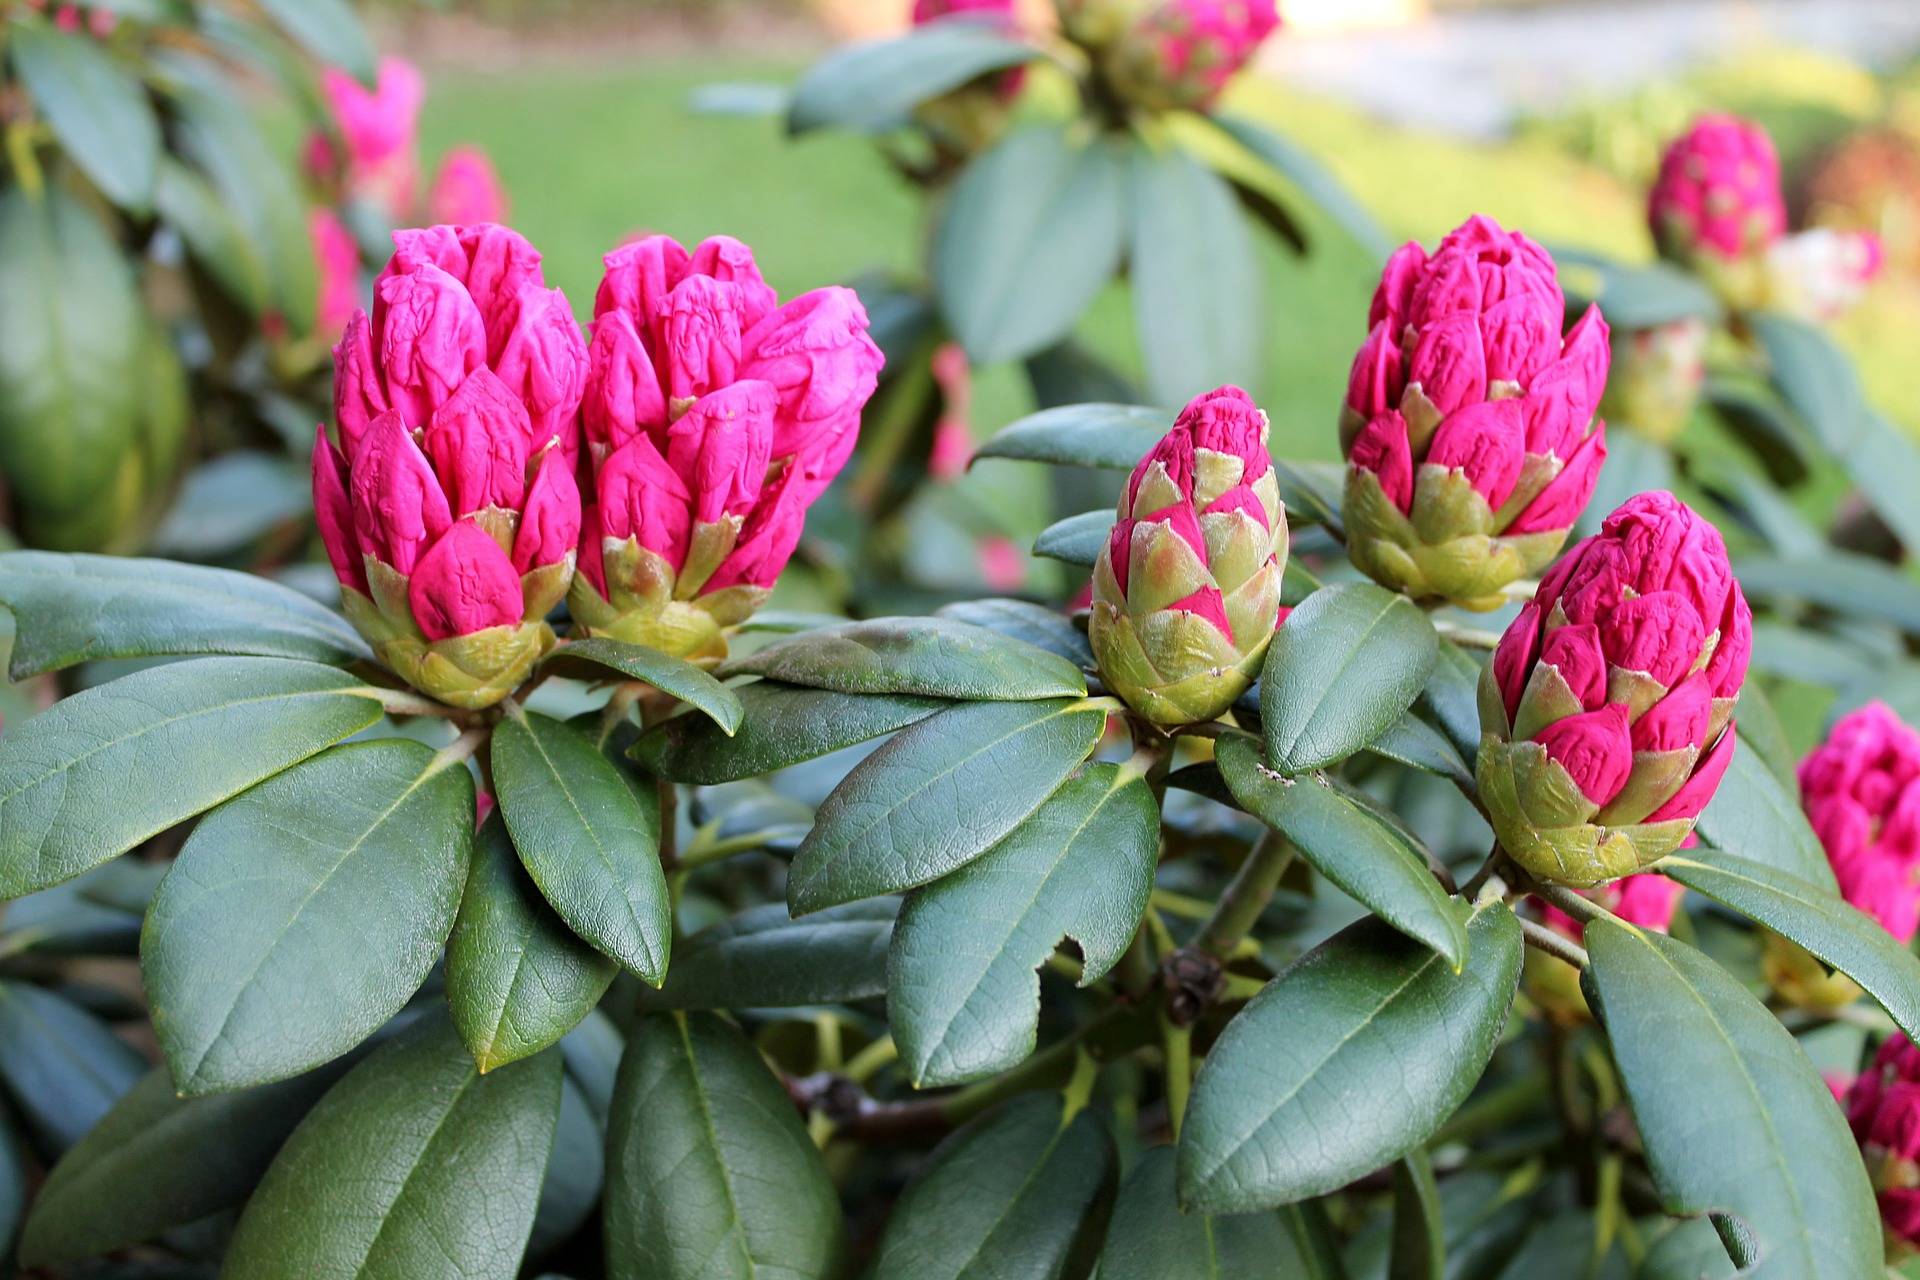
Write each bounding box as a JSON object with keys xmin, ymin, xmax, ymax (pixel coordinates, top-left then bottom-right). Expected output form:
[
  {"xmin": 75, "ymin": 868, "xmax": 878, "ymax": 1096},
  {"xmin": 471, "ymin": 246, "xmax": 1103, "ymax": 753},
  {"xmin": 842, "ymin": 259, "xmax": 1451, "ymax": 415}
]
[
  {"xmin": 492, "ymin": 285, "xmax": 589, "ymax": 459},
  {"xmin": 737, "ymin": 285, "xmax": 885, "ymax": 494},
  {"xmin": 1425, "ymin": 400, "xmax": 1525, "ymax": 508},
  {"xmin": 1370, "ymin": 242, "xmax": 1428, "ymax": 331},
  {"xmin": 512, "ymin": 450, "xmax": 581, "ymax": 575},
  {"xmin": 421, "ymin": 367, "xmax": 531, "ymax": 518},
  {"xmin": 594, "ymin": 235, "xmax": 691, "ymax": 364},
  {"xmin": 665, "ymin": 381, "xmax": 777, "ymax": 526},
  {"xmin": 311, "ymin": 427, "xmax": 363, "ymax": 593},
  {"xmin": 428, "ymin": 147, "xmax": 508, "ymax": 227},
  {"xmin": 661, "ymin": 274, "xmax": 752, "ymax": 404},
  {"xmin": 1506, "ymin": 421, "xmax": 1608, "ymax": 537},
  {"xmin": 596, "ymin": 436, "xmax": 692, "ymax": 570},
  {"xmin": 1613, "ymin": 873, "xmax": 1685, "ymax": 930},
  {"xmin": 407, "ymin": 519, "xmax": 524, "ymax": 642},
  {"xmin": 704, "ymin": 465, "xmax": 809, "ymax": 593},
  {"xmin": 1801, "ymin": 703, "xmax": 1920, "ymax": 943},
  {"xmin": 317, "ymin": 58, "xmax": 425, "ymax": 216},
  {"xmin": 583, "ymin": 311, "xmax": 668, "ymax": 455},
  {"xmin": 1649, "ymin": 114, "xmax": 1787, "ymax": 266},
  {"xmin": 1540, "ymin": 622, "xmax": 1607, "ymax": 712},
  {"xmin": 347, "ymin": 411, "xmax": 452, "ymax": 577},
  {"xmin": 1343, "ymin": 320, "xmax": 1402, "ymax": 423},
  {"xmin": 1348, "ymin": 411, "xmax": 1415, "ymax": 513},
  {"xmin": 1537, "ymin": 704, "xmax": 1633, "ymax": 805},
  {"xmin": 332, "ymin": 312, "xmax": 390, "ymax": 457},
  {"xmin": 913, "ymin": 0, "xmax": 1016, "ymax": 22},
  {"xmin": 1110, "ymin": 0, "xmax": 1281, "ymax": 112},
  {"xmin": 311, "ymin": 208, "xmax": 361, "ymax": 340},
  {"xmin": 374, "ymin": 262, "xmax": 487, "ymax": 429}
]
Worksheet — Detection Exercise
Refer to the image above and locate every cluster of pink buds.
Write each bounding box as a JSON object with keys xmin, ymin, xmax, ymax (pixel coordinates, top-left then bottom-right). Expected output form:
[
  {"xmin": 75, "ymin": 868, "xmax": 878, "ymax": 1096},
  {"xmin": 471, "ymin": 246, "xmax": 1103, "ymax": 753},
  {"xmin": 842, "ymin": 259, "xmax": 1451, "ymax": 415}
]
[
  {"xmin": 1053, "ymin": 0, "xmax": 1278, "ymax": 112},
  {"xmin": 570, "ymin": 235, "xmax": 885, "ymax": 659},
  {"xmin": 1847, "ymin": 1034, "xmax": 1920, "ymax": 1258}
]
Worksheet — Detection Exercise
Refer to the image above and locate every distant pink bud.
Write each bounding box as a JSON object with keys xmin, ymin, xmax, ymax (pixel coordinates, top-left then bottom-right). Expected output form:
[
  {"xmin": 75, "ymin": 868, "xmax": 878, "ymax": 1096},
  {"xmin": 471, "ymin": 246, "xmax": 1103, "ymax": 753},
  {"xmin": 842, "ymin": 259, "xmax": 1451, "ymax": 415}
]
[
  {"xmin": 333, "ymin": 311, "xmax": 389, "ymax": 457},
  {"xmin": 374, "ymin": 262, "xmax": 487, "ymax": 428},
  {"xmin": 1406, "ymin": 313, "xmax": 1487, "ymax": 418},
  {"xmin": 421, "ymin": 367, "xmax": 531, "ymax": 517},
  {"xmin": 596, "ymin": 436, "xmax": 692, "ymax": 570},
  {"xmin": 348, "ymin": 411, "xmax": 452, "ymax": 576},
  {"xmin": 913, "ymin": 0, "xmax": 1016, "ymax": 22},
  {"xmin": 978, "ymin": 536, "xmax": 1025, "ymax": 591},
  {"xmin": 408, "ymin": 520, "xmax": 524, "ymax": 642},
  {"xmin": 321, "ymin": 58, "xmax": 424, "ymax": 173},
  {"xmin": 512, "ymin": 449, "xmax": 582, "ymax": 575},
  {"xmin": 1345, "ymin": 320, "xmax": 1402, "ymax": 421},
  {"xmin": 583, "ymin": 311, "xmax": 668, "ymax": 454},
  {"xmin": 1539, "ymin": 622, "xmax": 1607, "ymax": 711},
  {"xmin": 311, "ymin": 209, "xmax": 361, "ymax": 340},
  {"xmin": 665, "ymin": 381, "xmax": 777, "ymax": 526},
  {"xmin": 312, "ymin": 427, "xmax": 364, "ymax": 593},
  {"xmin": 1114, "ymin": 0, "xmax": 1281, "ymax": 110},
  {"xmin": 1175, "ymin": 384, "xmax": 1270, "ymax": 480},
  {"xmin": 1425, "ymin": 399, "xmax": 1525, "ymax": 508},
  {"xmin": 1649, "ymin": 114, "xmax": 1787, "ymax": 263},
  {"xmin": 1537, "ymin": 703, "xmax": 1633, "ymax": 805},
  {"xmin": 428, "ymin": 147, "xmax": 508, "ymax": 227},
  {"xmin": 1612, "ymin": 873, "xmax": 1684, "ymax": 931},
  {"xmin": 930, "ymin": 418, "xmax": 974, "ymax": 482},
  {"xmin": 1507, "ymin": 421, "xmax": 1607, "ymax": 536},
  {"xmin": 705, "ymin": 466, "xmax": 808, "ymax": 592},
  {"xmin": 1348, "ymin": 411, "xmax": 1414, "ymax": 512}
]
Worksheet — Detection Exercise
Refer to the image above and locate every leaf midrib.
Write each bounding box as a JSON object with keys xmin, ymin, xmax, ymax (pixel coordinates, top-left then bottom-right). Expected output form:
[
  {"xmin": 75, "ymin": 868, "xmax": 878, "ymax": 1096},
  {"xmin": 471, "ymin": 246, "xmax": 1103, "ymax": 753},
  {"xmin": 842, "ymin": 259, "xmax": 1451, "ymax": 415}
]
[{"xmin": 1270, "ymin": 591, "xmax": 1411, "ymax": 768}]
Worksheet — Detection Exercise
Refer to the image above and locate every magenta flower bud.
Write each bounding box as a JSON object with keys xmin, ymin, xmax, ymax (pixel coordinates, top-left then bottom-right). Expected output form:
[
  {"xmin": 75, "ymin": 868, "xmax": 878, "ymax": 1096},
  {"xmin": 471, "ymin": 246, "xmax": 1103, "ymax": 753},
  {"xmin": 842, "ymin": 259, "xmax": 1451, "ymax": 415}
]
[
  {"xmin": 428, "ymin": 146, "xmax": 508, "ymax": 228},
  {"xmin": 1846, "ymin": 1035, "xmax": 1920, "ymax": 1255},
  {"xmin": 914, "ymin": 0, "xmax": 1016, "ymax": 21},
  {"xmin": 1800, "ymin": 703, "xmax": 1920, "ymax": 945},
  {"xmin": 570, "ymin": 234, "xmax": 884, "ymax": 659},
  {"xmin": 1477, "ymin": 491, "xmax": 1747, "ymax": 886},
  {"xmin": 1648, "ymin": 114, "xmax": 1787, "ymax": 308},
  {"xmin": 1341, "ymin": 215, "xmax": 1610, "ymax": 609},
  {"xmin": 1107, "ymin": 0, "xmax": 1281, "ymax": 112},
  {"xmin": 314, "ymin": 224, "xmax": 587, "ymax": 708},
  {"xmin": 315, "ymin": 57, "xmax": 424, "ymax": 217},
  {"xmin": 311, "ymin": 208, "xmax": 361, "ymax": 340}
]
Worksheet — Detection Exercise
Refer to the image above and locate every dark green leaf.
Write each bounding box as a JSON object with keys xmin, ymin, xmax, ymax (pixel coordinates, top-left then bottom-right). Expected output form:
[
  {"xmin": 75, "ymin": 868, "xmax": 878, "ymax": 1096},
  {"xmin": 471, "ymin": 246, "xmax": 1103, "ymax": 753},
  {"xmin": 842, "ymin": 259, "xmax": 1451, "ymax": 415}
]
[
  {"xmin": 257, "ymin": 0, "xmax": 374, "ymax": 84},
  {"xmin": 1129, "ymin": 143, "xmax": 1263, "ymax": 405},
  {"xmin": 529, "ymin": 1076, "xmax": 602, "ymax": 1259},
  {"xmin": 1212, "ymin": 114, "xmax": 1391, "ymax": 259},
  {"xmin": 1272, "ymin": 458, "xmax": 1345, "ymax": 534},
  {"xmin": 1692, "ymin": 727, "xmax": 1836, "ymax": 892},
  {"xmin": 143, "ymin": 738, "xmax": 475, "ymax": 1095},
  {"xmin": 891, "ymin": 764, "xmax": 1157, "ymax": 1086},
  {"xmin": 1418, "ymin": 638, "xmax": 1483, "ymax": 765},
  {"xmin": 0, "ymin": 1108, "xmax": 22, "ymax": 1262},
  {"xmin": 11, "ymin": 22, "xmax": 160, "ymax": 210},
  {"xmin": 0, "ymin": 980, "xmax": 144, "ymax": 1156},
  {"xmin": 1216, "ymin": 735, "xmax": 1464, "ymax": 964},
  {"xmin": 447, "ymin": 815, "xmax": 617, "ymax": 1074},
  {"xmin": 788, "ymin": 23, "xmax": 1039, "ymax": 135},
  {"xmin": 1734, "ymin": 681, "xmax": 1796, "ymax": 786},
  {"xmin": 1388, "ymin": 1150, "xmax": 1445, "ymax": 1280},
  {"xmin": 0, "ymin": 551, "xmax": 368, "ymax": 678},
  {"xmin": 1639, "ymin": 1218, "xmax": 1738, "ymax": 1280},
  {"xmin": 787, "ymin": 697, "xmax": 1106, "ymax": 914},
  {"xmin": 656, "ymin": 901, "xmax": 896, "ymax": 1009},
  {"xmin": 1734, "ymin": 551, "xmax": 1920, "ymax": 635},
  {"xmin": 0, "ymin": 657, "xmax": 383, "ymax": 899},
  {"xmin": 559, "ymin": 1011, "xmax": 622, "ymax": 1121},
  {"xmin": 605, "ymin": 1012, "xmax": 843, "ymax": 1280},
  {"xmin": 1368, "ymin": 711, "xmax": 1472, "ymax": 788},
  {"xmin": 18, "ymin": 1061, "xmax": 349, "ymax": 1266},
  {"xmin": 1659, "ymin": 850, "xmax": 1920, "ymax": 1044},
  {"xmin": 222, "ymin": 1017, "xmax": 561, "ymax": 1279},
  {"xmin": 871, "ymin": 1093, "xmax": 1115, "ymax": 1280},
  {"xmin": 1584, "ymin": 920, "xmax": 1880, "ymax": 1280},
  {"xmin": 153, "ymin": 158, "xmax": 272, "ymax": 316},
  {"xmin": 934, "ymin": 125, "xmax": 1128, "ymax": 364},
  {"xmin": 1261, "ymin": 583, "xmax": 1438, "ymax": 774},
  {"xmin": 936, "ymin": 597, "xmax": 1094, "ymax": 668},
  {"xmin": 1095, "ymin": 1146, "xmax": 1308, "ymax": 1280},
  {"xmin": 1549, "ymin": 247, "xmax": 1720, "ymax": 329},
  {"xmin": 493, "ymin": 708, "xmax": 671, "ymax": 983},
  {"xmin": 720, "ymin": 616, "xmax": 1085, "ymax": 701},
  {"xmin": 545, "ymin": 637, "xmax": 742, "ymax": 735},
  {"xmin": 1178, "ymin": 901, "xmax": 1520, "ymax": 1212},
  {"xmin": 631, "ymin": 682, "xmax": 944, "ymax": 785},
  {"xmin": 970, "ymin": 403, "xmax": 1166, "ymax": 471},
  {"xmin": 1033, "ymin": 509, "xmax": 1113, "ymax": 568}
]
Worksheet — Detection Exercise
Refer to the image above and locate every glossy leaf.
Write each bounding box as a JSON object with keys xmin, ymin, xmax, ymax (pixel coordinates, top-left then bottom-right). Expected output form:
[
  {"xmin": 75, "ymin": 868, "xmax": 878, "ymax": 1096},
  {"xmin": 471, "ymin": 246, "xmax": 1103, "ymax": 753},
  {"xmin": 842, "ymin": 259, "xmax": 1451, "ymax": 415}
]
[
  {"xmin": 258, "ymin": 0, "xmax": 375, "ymax": 81},
  {"xmin": 937, "ymin": 597, "xmax": 1095, "ymax": 668},
  {"xmin": 1129, "ymin": 142, "xmax": 1263, "ymax": 406},
  {"xmin": 0, "ymin": 980, "xmax": 144, "ymax": 1156},
  {"xmin": 1639, "ymin": 1219, "xmax": 1738, "ymax": 1280},
  {"xmin": 605, "ymin": 1012, "xmax": 843, "ymax": 1280},
  {"xmin": 0, "ymin": 657, "xmax": 382, "ymax": 899},
  {"xmin": 1418, "ymin": 638, "xmax": 1483, "ymax": 765},
  {"xmin": 0, "ymin": 551, "xmax": 367, "ymax": 678},
  {"xmin": 1734, "ymin": 551, "xmax": 1920, "ymax": 635},
  {"xmin": 871, "ymin": 1093, "xmax": 1115, "ymax": 1280},
  {"xmin": 656, "ymin": 901, "xmax": 896, "ymax": 1009},
  {"xmin": 787, "ymin": 697, "xmax": 1107, "ymax": 914},
  {"xmin": 448, "ymin": 815, "xmax": 618, "ymax": 1074},
  {"xmin": 1388, "ymin": 1150, "xmax": 1445, "ymax": 1280},
  {"xmin": 788, "ymin": 23, "xmax": 1039, "ymax": 135},
  {"xmin": 493, "ymin": 708, "xmax": 671, "ymax": 983},
  {"xmin": 154, "ymin": 158, "xmax": 271, "ymax": 316},
  {"xmin": 631, "ymin": 682, "xmax": 943, "ymax": 785},
  {"xmin": 933, "ymin": 125, "xmax": 1128, "ymax": 364},
  {"xmin": 971, "ymin": 403, "xmax": 1166, "ymax": 471},
  {"xmin": 19, "ymin": 1061, "xmax": 350, "ymax": 1266},
  {"xmin": 1660, "ymin": 850, "xmax": 1920, "ymax": 1044},
  {"xmin": 1095, "ymin": 1146, "xmax": 1309, "ymax": 1280},
  {"xmin": 1692, "ymin": 727, "xmax": 1836, "ymax": 892},
  {"xmin": 1213, "ymin": 114, "xmax": 1391, "ymax": 260},
  {"xmin": 890, "ymin": 764, "xmax": 1158, "ymax": 1086},
  {"xmin": 1584, "ymin": 920, "xmax": 1880, "ymax": 1279},
  {"xmin": 1034, "ymin": 509, "xmax": 1113, "ymax": 568},
  {"xmin": 1216, "ymin": 735, "xmax": 1465, "ymax": 965},
  {"xmin": 11, "ymin": 22, "xmax": 160, "ymax": 210},
  {"xmin": 222, "ymin": 1017, "xmax": 562, "ymax": 1280},
  {"xmin": 0, "ymin": 1109, "xmax": 21, "ymax": 1263},
  {"xmin": 1368, "ymin": 711, "xmax": 1472, "ymax": 789},
  {"xmin": 143, "ymin": 738, "xmax": 475, "ymax": 1095},
  {"xmin": 546, "ymin": 637, "xmax": 742, "ymax": 735},
  {"xmin": 720, "ymin": 616, "xmax": 1085, "ymax": 701},
  {"xmin": 1178, "ymin": 901, "xmax": 1520, "ymax": 1212},
  {"xmin": 1261, "ymin": 583, "xmax": 1438, "ymax": 774}
]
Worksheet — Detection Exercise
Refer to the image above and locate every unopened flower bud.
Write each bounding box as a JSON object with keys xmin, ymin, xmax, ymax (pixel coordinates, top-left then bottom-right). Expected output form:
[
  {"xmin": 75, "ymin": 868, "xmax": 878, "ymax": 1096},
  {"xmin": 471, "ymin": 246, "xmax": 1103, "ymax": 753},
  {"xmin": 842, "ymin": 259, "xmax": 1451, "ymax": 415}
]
[
  {"xmin": 1597, "ymin": 317, "xmax": 1708, "ymax": 445},
  {"xmin": 314, "ymin": 57, "xmax": 426, "ymax": 218},
  {"xmin": 1846, "ymin": 1035, "xmax": 1920, "ymax": 1259},
  {"xmin": 1648, "ymin": 114, "xmax": 1787, "ymax": 310},
  {"xmin": 1764, "ymin": 227, "xmax": 1884, "ymax": 322},
  {"xmin": 1106, "ymin": 0, "xmax": 1279, "ymax": 112},
  {"xmin": 428, "ymin": 146, "xmax": 509, "ymax": 227}
]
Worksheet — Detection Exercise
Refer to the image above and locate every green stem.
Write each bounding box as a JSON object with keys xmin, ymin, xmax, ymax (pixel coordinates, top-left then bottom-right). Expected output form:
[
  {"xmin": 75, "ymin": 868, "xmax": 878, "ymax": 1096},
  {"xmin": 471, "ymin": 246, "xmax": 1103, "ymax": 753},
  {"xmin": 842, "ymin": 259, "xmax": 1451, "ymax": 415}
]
[
  {"xmin": 1197, "ymin": 830, "xmax": 1293, "ymax": 957},
  {"xmin": 675, "ymin": 828, "xmax": 787, "ymax": 872},
  {"xmin": 844, "ymin": 1035, "xmax": 898, "ymax": 1085},
  {"xmin": 1162, "ymin": 1014, "xmax": 1192, "ymax": 1139},
  {"xmin": 1432, "ymin": 1072, "xmax": 1551, "ymax": 1146},
  {"xmin": 1519, "ymin": 916, "xmax": 1589, "ymax": 969}
]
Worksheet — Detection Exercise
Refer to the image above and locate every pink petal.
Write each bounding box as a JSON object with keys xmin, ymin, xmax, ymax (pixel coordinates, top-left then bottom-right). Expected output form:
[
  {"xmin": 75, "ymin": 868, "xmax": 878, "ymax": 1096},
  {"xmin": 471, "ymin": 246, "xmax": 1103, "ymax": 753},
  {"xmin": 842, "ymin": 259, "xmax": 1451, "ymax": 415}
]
[
  {"xmin": 311, "ymin": 426, "xmax": 364, "ymax": 592},
  {"xmin": 1646, "ymin": 726, "xmax": 1738, "ymax": 822},
  {"xmin": 407, "ymin": 520, "xmax": 524, "ymax": 641},
  {"xmin": 596, "ymin": 435, "xmax": 692, "ymax": 570},
  {"xmin": 348, "ymin": 410, "xmax": 452, "ymax": 576},
  {"xmin": 1426, "ymin": 399, "xmax": 1526, "ymax": 509},
  {"xmin": 422, "ymin": 366, "xmax": 531, "ymax": 517},
  {"xmin": 1536, "ymin": 702, "xmax": 1634, "ymax": 806},
  {"xmin": 1347, "ymin": 410, "xmax": 1414, "ymax": 512},
  {"xmin": 512, "ymin": 448, "xmax": 582, "ymax": 575},
  {"xmin": 666, "ymin": 381, "xmax": 777, "ymax": 526}
]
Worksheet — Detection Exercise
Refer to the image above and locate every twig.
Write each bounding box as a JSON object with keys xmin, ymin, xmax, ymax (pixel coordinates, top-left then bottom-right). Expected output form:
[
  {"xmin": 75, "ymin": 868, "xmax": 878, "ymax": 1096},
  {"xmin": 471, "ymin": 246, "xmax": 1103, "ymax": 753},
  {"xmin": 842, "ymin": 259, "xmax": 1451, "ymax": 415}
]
[
  {"xmin": 1197, "ymin": 829, "xmax": 1294, "ymax": 957},
  {"xmin": 1520, "ymin": 917, "xmax": 1590, "ymax": 969}
]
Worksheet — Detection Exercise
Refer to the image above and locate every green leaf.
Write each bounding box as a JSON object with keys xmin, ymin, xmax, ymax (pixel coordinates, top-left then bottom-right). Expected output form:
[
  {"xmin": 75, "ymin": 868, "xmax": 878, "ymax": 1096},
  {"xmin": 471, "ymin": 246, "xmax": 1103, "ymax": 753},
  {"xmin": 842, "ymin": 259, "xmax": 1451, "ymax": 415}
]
[
  {"xmin": 937, "ymin": 597, "xmax": 1094, "ymax": 668},
  {"xmin": 529, "ymin": 1075, "xmax": 602, "ymax": 1258},
  {"xmin": 1584, "ymin": 920, "xmax": 1880, "ymax": 1279},
  {"xmin": 0, "ymin": 1109, "xmax": 22, "ymax": 1263},
  {"xmin": 631, "ymin": 682, "xmax": 944, "ymax": 785},
  {"xmin": 257, "ymin": 0, "xmax": 374, "ymax": 84},
  {"xmin": 153, "ymin": 157, "xmax": 271, "ymax": 315},
  {"xmin": 1639, "ymin": 1218, "xmax": 1738, "ymax": 1280},
  {"xmin": 1178, "ymin": 900, "xmax": 1520, "ymax": 1213},
  {"xmin": 545, "ymin": 637, "xmax": 742, "ymax": 734},
  {"xmin": 0, "ymin": 551, "xmax": 368, "ymax": 678},
  {"xmin": 222, "ymin": 1016, "xmax": 561, "ymax": 1280},
  {"xmin": 787, "ymin": 23, "xmax": 1039, "ymax": 135},
  {"xmin": 11, "ymin": 22, "xmax": 160, "ymax": 211},
  {"xmin": 1550, "ymin": 247, "xmax": 1721, "ymax": 329},
  {"xmin": 1734, "ymin": 681, "xmax": 1796, "ymax": 786},
  {"xmin": 1212, "ymin": 114, "xmax": 1391, "ymax": 260},
  {"xmin": 492, "ymin": 708, "xmax": 671, "ymax": 983},
  {"xmin": 934, "ymin": 125, "xmax": 1128, "ymax": 365},
  {"xmin": 871, "ymin": 1093, "xmax": 1115, "ymax": 1280},
  {"xmin": 1368, "ymin": 711, "xmax": 1472, "ymax": 789},
  {"xmin": 1733, "ymin": 551, "xmax": 1920, "ymax": 635},
  {"xmin": 787, "ymin": 697, "xmax": 1106, "ymax": 914},
  {"xmin": 1692, "ymin": 727, "xmax": 1836, "ymax": 892},
  {"xmin": 1034, "ymin": 509, "xmax": 1113, "ymax": 568},
  {"xmin": 19, "ymin": 1061, "xmax": 350, "ymax": 1266},
  {"xmin": 605, "ymin": 1012, "xmax": 843, "ymax": 1280},
  {"xmin": 0, "ymin": 657, "xmax": 382, "ymax": 899},
  {"xmin": 0, "ymin": 980, "xmax": 144, "ymax": 1156},
  {"xmin": 1261, "ymin": 583, "xmax": 1438, "ymax": 774},
  {"xmin": 1095, "ymin": 1146, "xmax": 1310, "ymax": 1280},
  {"xmin": 890, "ymin": 764, "xmax": 1158, "ymax": 1087},
  {"xmin": 1659, "ymin": 850, "xmax": 1920, "ymax": 1044},
  {"xmin": 970, "ymin": 402, "xmax": 1166, "ymax": 471},
  {"xmin": 719, "ymin": 616, "xmax": 1085, "ymax": 701},
  {"xmin": 1216, "ymin": 736, "xmax": 1465, "ymax": 965},
  {"xmin": 1418, "ymin": 638, "xmax": 1483, "ymax": 766},
  {"xmin": 447, "ymin": 815, "xmax": 617, "ymax": 1074},
  {"xmin": 1129, "ymin": 142, "xmax": 1263, "ymax": 406},
  {"xmin": 655, "ymin": 901, "xmax": 896, "ymax": 1009},
  {"xmin": 143, "ymin": 738, "xmax": 475, "ymax": 1095},
  {"xmin": 1388, "ymin": 1150, "xmax": 1445, "ymax": 1280}
]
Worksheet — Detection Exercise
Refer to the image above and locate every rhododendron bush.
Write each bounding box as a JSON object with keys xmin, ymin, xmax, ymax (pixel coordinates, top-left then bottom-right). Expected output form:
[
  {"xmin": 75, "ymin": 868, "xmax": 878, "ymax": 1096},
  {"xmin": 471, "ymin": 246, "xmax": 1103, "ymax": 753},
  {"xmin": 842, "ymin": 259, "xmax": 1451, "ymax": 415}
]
[{"xmin": 8, "ymin": 8, "xmax": 1920, "ymax": 1280}]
